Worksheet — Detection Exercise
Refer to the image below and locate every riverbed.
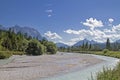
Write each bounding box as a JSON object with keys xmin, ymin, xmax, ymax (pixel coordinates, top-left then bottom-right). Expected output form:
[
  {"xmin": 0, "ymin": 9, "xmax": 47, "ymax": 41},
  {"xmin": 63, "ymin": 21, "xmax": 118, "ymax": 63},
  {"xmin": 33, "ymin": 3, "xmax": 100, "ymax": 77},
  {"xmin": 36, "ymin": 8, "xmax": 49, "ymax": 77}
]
[{"xmin": 0, "ymin": 52, "xmax": 119, "ymax": 80}]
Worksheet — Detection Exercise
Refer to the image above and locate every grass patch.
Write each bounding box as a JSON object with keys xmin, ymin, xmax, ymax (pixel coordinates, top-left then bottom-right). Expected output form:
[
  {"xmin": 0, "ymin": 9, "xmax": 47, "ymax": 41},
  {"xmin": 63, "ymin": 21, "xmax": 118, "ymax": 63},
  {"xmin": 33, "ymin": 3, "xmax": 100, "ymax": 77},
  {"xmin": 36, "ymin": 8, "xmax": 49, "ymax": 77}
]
[
  {"xmin": 74, "ymin": 51, "xmax": 120, "ymax": 58},
  {"xmin": 0, "ymin": 51, "xmax": 12, "ymax": 59},
  {"xmin": 11, "ymin": 51, "xmax": 25, "ymax": 55},
  {"xmin": 73, "ymin": 50, "xmax": 120, "ymax": 80},
  {"xmin": 0, "ymin": 51, "xmax": 25, "ymax": 59},
  {"xmin": 91, "ymin": 51, "xmax": 120, "ymax": 58},
  {"xmin": 93, "ymin": 62, "xmax": 120, "ymax": 80},
  {"xmin": 88, "ymin": 51, "xmax": 120, "ymax": 80}
]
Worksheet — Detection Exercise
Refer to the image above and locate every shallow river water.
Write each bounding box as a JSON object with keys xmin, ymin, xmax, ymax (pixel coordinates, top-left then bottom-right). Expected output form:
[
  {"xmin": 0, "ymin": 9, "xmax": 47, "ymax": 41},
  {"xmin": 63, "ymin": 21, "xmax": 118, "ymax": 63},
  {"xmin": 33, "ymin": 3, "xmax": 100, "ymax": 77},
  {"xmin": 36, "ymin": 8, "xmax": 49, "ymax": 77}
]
[
  {"xmin": 37, "ymin": 53, "xmax": 119, "ymax": 80},
  {"xmin": 0, "ymin": 53, "xmax": 119, "ymax": 80}
]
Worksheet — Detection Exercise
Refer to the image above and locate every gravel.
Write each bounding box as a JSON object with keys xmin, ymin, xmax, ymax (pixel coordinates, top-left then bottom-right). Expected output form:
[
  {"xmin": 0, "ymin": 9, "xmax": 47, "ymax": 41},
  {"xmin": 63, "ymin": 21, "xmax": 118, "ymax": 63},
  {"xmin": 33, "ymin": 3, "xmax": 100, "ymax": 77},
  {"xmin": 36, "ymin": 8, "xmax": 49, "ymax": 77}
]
[{"xmin": 0, "ymin": 52, "xmax": 104, "ymax": 80}]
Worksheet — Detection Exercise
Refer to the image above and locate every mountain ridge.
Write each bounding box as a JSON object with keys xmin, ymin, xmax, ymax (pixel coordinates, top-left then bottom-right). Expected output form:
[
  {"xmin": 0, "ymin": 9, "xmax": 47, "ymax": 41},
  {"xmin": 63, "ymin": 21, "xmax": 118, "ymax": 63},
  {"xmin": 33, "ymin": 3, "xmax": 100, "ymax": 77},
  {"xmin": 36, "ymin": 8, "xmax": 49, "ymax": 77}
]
[
  {"xmin": 73, "ymin": 39, "xmax": 98, "ymax": 46},
  {"xmin": 56, "ymin": 43, "xmax": 69, "ymax": 48},
  {"xmin": 0, "ymin": 25, "xmax": 43, "ymax": 40},
  {"xmin": 56, "ymin": 38, "xmax": 120, "ymax": 48}
]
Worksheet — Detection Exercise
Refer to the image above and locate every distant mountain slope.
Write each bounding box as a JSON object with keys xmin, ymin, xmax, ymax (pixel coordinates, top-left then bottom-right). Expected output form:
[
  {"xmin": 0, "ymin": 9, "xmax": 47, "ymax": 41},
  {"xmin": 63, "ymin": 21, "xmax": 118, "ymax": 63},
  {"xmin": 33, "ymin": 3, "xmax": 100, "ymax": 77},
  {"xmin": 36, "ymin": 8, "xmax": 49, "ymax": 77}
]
[
  {"xmin": 10, "ymin": 25, "xmax": 43, "ymax": 40},
  {"xmin": 116, "ymin": 39, "xmax": 120, "ymax": 43},
  {"xmin": 56, "ymin": 43, "xmax": 69, "ymax": 48},
  {"xmin": 0, "ymin": 25, "xmax": 44, "ymax": 40},
  {"xmin": 0, "ymin": 25, "xmax": 7, "ymax": 30},
  {"xmin": 73, "ymin": 39, "xmax": 97, "ymax": 46}
]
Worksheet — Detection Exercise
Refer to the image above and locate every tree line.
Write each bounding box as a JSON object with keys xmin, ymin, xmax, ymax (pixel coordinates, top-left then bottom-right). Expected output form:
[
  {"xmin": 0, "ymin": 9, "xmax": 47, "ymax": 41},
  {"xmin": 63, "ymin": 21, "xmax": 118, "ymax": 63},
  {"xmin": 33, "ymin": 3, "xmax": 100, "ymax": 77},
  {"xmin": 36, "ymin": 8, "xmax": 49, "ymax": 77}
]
[
  {"xmin": 0, "ymin": 28, "xmax": 57, "ymax": 58},
  {"xmin": 58, "ymin": 38, "xmax": 120, "ymax": 52}
]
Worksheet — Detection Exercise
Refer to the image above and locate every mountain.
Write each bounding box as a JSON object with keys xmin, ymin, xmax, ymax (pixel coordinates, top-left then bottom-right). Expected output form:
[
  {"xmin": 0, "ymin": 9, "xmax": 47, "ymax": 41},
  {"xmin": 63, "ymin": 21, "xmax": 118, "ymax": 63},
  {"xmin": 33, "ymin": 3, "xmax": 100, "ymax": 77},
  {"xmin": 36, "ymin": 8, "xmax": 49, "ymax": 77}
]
[
  {"xmin": 56, "ymin": 43, "xmax": 69, "ymax": 48},
  {"xmin": 10, "ymin": 25, "xmax": 43, "ymax": 40},
  {"xmin": 94, "ymin": 43, "xmax": 106, "ymax": 49},
  {"xmin": 0, "ymin": 25, "xmax": 7, "ymax": 30},
  {"xmin": 0, "ymin": 25, "xmax": 44, "ymax": 40},
  {"xmin": 116, "ymin": 39, "xmax": 120, "ymax": 43},
  {"xmin": 73, "ymin": 39, "xmax": 97, "ymax": 46}
]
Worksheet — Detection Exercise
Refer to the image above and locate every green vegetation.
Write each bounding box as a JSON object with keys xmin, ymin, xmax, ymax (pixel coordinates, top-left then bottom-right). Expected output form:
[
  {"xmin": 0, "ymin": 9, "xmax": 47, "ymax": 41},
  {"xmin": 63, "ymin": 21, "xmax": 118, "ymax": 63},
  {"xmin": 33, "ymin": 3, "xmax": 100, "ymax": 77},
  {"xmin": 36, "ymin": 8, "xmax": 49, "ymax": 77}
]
[
  {"xmin": 57, "ymin": 38, "xmax": 120, "ymax": 80},
  {"xmin": 106, "ymin": 38, "xmax": 111, "ymax": 50},
  {"xmin": 91, "ymin": 62, "xmax": 120, "ymax": 80},
  {"xmin": 40, "ymin": 39, "xmax": 57, "ymax": 54},
  {"xmin": 89, "ymin": 51, "xmax": 120, "ymax": 58},
  {"xmin": 58, "ymin": 38, "xmax": 120, "ymax": 52},
  {"xmin": 0, "ymin": 51, "xmax": 12, "ymax": 59},
  {"xmin": 73, "ymin": 50, "xmax": 120, "ymax": 80},
  {"xmin": 85, "ymin": 45, "xmax": 120, "ymax": 80},
  {"xmin": 0, "ymin": 29, "xmax": 57, "ymax": 59},
  {"xmin": 89, "ymin": 51, "xmax": 120, "ymax": 80},
  {"xmin": 0, "ymin": 51, "xmax": 25, "ymax": 59},
  {"xmin": 72, "ymin": 50, "xmax": 120, "ymax": 59},
  {"xmin": 45, "ymin": 42, "xmax": 57, "ymax": 54},
  {"xmin": 103, "ymin": 49, "xmax": 109, "ymax": 54},
  {"xmin": 25, "ymin": 39, "xmax": 46, "ymax": 55},
  {"xmin": 58, "ymin": 38, "xmax": 120, "ymax": 59}
]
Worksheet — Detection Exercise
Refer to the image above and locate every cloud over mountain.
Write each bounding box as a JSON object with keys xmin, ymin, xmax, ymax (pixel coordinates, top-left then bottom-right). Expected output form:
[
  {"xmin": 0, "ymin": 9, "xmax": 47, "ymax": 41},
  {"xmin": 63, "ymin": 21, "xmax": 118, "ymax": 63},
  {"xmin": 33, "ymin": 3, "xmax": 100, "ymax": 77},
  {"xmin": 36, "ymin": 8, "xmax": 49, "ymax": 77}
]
[
  {"xmin": 64, "ymin": 18, "xmax": 120, "ymax": 45},
  {"xmin": 44, "ymin": 31, "xmax": 62, "ymax": 40}
]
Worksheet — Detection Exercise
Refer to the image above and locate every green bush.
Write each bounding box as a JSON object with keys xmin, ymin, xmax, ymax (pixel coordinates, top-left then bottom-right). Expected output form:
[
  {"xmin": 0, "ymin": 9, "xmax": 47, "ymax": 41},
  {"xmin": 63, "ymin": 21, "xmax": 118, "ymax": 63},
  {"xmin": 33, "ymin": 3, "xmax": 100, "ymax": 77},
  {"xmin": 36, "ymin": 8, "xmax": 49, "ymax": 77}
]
[
  {"xmin": 40, "ymin": 40, "xmax": 57, "ymax": 54},
  {"xmin": 103, "ymin": 49, "xmax": 109, "ymax": 54},
  {"xmin": 12, "ymin": 51, "xmax": 25, "ymax": 55},
  {"xmin": 94, "ymin": 62, "xmax": 120, "ymax": 80},
  {"xmin": 0, "ymin": 51, "xmax": 12, "ymax": 59},
  {"xmin": 0, "ymin": 45, "xmax": 6, "ymax": 51},
  {"xmin": 46, "ymin": 42, "xmax": 57, "ymax": 54},
  {"xmin": 25, "ymin": 39, "xmax": 46, "ymax": 55}
]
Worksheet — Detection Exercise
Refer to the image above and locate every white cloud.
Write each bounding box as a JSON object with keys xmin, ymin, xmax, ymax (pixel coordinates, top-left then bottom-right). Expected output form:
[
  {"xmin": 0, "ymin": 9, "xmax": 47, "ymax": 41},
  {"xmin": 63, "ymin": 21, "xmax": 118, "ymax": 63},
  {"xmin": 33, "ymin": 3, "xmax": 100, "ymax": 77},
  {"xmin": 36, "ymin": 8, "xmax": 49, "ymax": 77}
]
[
  {"xmin": 45, "ymin": 9, "xmax": 53, "ymax": 17},
  {"xmin": 64, "ymin": 29, "xmax": 104, "ymax": 43},
  {"xmin": 45, "ymin": 9, "xmax": 53, "ymax": 13},
  {"xmin": 64, "ymin": 29, "xmax": 80, "ymax": 34},
  {"xmin": 112, "ymin": 24, "xmax": 120, "ymax": 33},
  {"xmin": 64, "ymin": 29, "xmax": 96, "ymax": 37},
  {"xmin": 44, "ymin": 31, "xmax": 62, "ymax": 39},
  {"xmin": 70, "ymin": 37, "xmax": 84, "ymax": 42},
  {"xmin": 48, "ymin": 14, "xmax": 52, "ymax": 17},
  {"xmin": 64, "ymin": 29, "xmax": 92, "ymax": 35},
  {"xmin": 43, "ymin": 17, "xmax": 120, "ymax": 45},
  {"xmin": 68, "ymin": 37, "xmax": 84, "ymax": 45},
  {"xmin": 58, "ymin": 40, "xmax": 77, "ymax": 46},
  {"xmin": 108, "ymin": 18, "xmax": 114, "ymax": 26},
  {"xmin": 104, "ymin": 24, "xmax": 120, "ymax": 34},
  {"xmin": 109, "ymin": 18, "xmax": 114, "ymax": 23},
  {"xmin": 82, "ymin": 18, "xmax": 104, "ymax": 30},
  {"xmin": 64, "ymin": 24, "xmax": 120, "ymax": 43}
]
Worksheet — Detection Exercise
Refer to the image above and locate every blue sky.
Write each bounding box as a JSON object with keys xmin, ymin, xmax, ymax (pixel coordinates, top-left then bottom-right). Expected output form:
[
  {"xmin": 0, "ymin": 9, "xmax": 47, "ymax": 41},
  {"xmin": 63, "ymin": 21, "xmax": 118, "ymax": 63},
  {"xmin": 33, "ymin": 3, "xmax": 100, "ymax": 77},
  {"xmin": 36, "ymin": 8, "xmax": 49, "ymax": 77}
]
[{"xmin": 0, "ymin": 0, "xmax": 120, "ymax": 45}]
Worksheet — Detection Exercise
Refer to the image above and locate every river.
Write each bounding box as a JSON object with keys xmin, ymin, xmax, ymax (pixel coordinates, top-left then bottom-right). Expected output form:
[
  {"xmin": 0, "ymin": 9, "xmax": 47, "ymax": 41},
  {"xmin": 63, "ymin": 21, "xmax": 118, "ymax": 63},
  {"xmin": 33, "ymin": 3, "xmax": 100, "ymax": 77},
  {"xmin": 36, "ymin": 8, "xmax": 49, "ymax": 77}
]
[{"xmin": 37, "ymin": 53, "xmax": 119, "ymax": 80}]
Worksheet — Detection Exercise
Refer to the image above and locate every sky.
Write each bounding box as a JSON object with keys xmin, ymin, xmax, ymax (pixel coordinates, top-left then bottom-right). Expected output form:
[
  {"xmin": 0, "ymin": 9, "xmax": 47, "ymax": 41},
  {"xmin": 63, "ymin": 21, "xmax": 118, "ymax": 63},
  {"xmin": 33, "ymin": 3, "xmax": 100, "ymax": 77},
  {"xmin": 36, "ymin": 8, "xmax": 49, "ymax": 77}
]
[{"xmin": 0, "ymin": 0, "xmax": 120, "ymax": 46}]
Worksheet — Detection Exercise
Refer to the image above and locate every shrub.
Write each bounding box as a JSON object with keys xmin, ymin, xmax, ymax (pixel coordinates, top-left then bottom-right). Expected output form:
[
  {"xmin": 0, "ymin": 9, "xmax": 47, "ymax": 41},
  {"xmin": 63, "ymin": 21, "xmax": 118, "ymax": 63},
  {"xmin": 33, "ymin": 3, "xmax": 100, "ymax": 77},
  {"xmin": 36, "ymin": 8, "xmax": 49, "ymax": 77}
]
[
  {"xmin": 45, "ymin": 42, "xmax": 57, "ymax": 54},
  {"xmin": 95, "ymin": 62, "xmax": 120, "ymax": 80},
  {"xmin": 12, "ymin": 51, "xmax": 25, "ymax": 55},
  {"xmin": 25, "ymin": 39, "xmax": 46, "ymax": 55},
  {"xmin": 103, "ymin": 49, "xmax": 109, "ymax": 54},
  {"xmin": 0, "ymin": 51, "xmax": 12, "ymax": 59}
]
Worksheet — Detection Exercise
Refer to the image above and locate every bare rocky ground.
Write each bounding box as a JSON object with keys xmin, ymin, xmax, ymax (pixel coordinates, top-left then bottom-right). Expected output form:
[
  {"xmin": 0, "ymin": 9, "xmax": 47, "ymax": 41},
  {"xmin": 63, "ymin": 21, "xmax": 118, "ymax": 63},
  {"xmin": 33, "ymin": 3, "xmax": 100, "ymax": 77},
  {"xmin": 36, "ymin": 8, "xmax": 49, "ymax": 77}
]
[{"xmin": 0, "ymin": 52, "xmax": 104, "ymax": 80}]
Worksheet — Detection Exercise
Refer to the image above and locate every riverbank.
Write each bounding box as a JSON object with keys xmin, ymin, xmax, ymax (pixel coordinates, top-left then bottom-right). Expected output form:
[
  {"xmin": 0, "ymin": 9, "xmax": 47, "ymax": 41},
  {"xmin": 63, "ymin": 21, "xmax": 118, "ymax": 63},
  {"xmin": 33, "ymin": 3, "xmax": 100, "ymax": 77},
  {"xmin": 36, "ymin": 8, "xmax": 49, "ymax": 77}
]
[
  {"xmin": 73, "ymin": 51, "xmax": 120, "ymax": 58},
  {"xmin": 39, "ymin": 54, "xmax": 119, "ymax": 80},
  {"xmin": 0, "ymin": 52, "xmax": 104, "ymax": 80},
  {"xmin": 0, "ymin": 55, "xmax": 15, "ymax": 66}
]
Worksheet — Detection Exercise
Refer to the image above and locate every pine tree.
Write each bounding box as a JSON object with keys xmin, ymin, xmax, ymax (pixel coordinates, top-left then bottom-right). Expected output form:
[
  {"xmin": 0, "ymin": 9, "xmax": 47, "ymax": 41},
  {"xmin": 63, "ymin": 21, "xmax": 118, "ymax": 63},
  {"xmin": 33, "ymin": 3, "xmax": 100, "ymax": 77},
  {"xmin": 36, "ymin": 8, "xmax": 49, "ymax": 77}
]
[
  {"xmin": 82, "ymin": 41, "xmax": 85, "ymax": 50},
  {"xmin": 89, "ymin": 44, "xmax": 92, "ymax": 50},
  {"xmin": 106, "ymin": 38, "xmax": 111, "ymax": 50},
  {"xmin": 85, "ymin": 42, "xmax": 88, "ymax": 50}
]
